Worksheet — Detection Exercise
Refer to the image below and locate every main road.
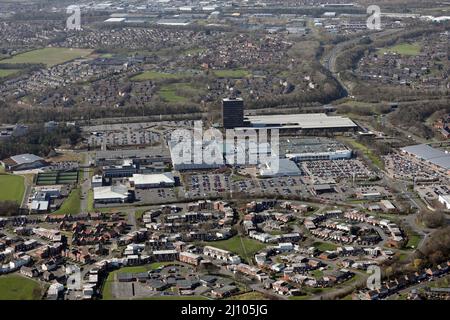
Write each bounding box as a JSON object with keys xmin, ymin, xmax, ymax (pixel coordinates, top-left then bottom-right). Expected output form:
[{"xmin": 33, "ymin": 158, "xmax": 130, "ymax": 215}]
[{"xmin": 321, "ymin": 29, "xmax": 405, "ymax": 99}]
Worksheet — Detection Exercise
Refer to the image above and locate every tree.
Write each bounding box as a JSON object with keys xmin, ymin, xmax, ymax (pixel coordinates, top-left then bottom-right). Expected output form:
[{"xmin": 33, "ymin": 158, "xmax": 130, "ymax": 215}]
[
  {"xmin": 417, "ymin": 210, "xmax": 445, "ymax": 229},
  {"xmin": 0, "ymin": 201, "xmax": 20, "ymax": 216},
  {"xmin": 415, "ymin": 226, "xmax": 450, "ymax": 265}
]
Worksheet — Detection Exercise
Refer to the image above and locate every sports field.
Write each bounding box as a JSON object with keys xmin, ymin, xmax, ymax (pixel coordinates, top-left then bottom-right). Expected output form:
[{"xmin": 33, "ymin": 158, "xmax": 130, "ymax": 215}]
[
  {"xmin": 0, "ymin": 48, "xmax": 93, "ymax": 67},
  {"xmin": 0, "ymin": 174, "xmax": 25, "ymax": 204},
  {"xmin": 0, "ymin": 275, "xmax": 43, "ymax": 300},
  {"xmin": 36, "ymin": 171, "xmax": 79, "ymax": 185}
]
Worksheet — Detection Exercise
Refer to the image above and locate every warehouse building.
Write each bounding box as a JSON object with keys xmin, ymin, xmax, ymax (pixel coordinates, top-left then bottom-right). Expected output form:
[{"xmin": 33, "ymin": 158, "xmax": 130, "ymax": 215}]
[
  {"xmin": 93, "ymin": 185, "xmax": 130, "ymax": 204},
  {"xmin": 242, "ymin": 113, "xmax": 358, "ymax": 133},
  {"xmin": 259, "ymin": 158, "xmax": 302, "ymax": 177},
  {"xmin": 168, "ymin": 140, "xmax": 224, "ymax": 171},
  {"xmin": 129, "ymin": 173, "xmax": 175, "ymax": 189},
  {"xmin": 1, "ymin": 154, "xmax": 47, "ymax": 171},
  {"xmin": 401, "ymin": 144, "xmax": 450, "ymax": 174},
  {"xmin": 287, "ymin": 149, "xmax": 352, "ymax": 161},
  {"xmin": 102, "ymin": 159, "xmax": 138, "ymax": 178}
]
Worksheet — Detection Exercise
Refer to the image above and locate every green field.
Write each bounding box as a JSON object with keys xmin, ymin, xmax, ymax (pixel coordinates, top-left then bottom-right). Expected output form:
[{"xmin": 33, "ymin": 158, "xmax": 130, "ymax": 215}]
[
  {"xmin": 342, "ymin": 138, "xmax": 384, "ymax": 170},
  {"xmin": 379, "ymin": 43, "xmax": 422, "ymax": 56},
  {"xmin": 226, "ymin": 292, "xmax": 269, "ymax": 300},
  {"xmin": 182, "ymin": 48, "xmax": 205, "ymax": 55},
  {"xmin": 313, "ymin": 241, "xmax": 337, "ymax": 252},
  {"xmin": 131, "ymin": 71, "xmax": 189, "ymax": 81},
  {"xmin": 213, "ymin": 69, "xmax": 250, "ymax": 78},
  {"xmin": 0, "ymin": 275, "xmax": 43, "ymax": 300},
  {"xmin": 207, "ymin": 236, "xmax": 267, "ymax": 263},
  {"xmin": 288, "ymin": 295, "xmax": 311, "ymax": 300},
  {"xmin": 405, "ymin": 233, "xmax": 422, "ymax": 250},
  {"xmin": 310, "ymin": 269, "xmax": 324, "ymax": 278},
  {"xmin": 87, "ymin": 189, "xmax": 94, "ymax": 212},
  {"xmin": 134, "ymin": 209, "xmax": 145, "ymax": 221},
  {"xmin": 0, "ymin": 69, "xmax": 20, "ymax": 78},
  {"xmin": 52, "ymin": 188, "xmax": 81, "ymax": 215},
  {"xmin": 157, "ymin": 83, "xmax": 201, "ymax": 103},
  {"xmin": 0, "ymin": 174, "xmax": 25, "ymax": 204},
  {"xmin": 0, "ymin": 48, "xmax": 93, "ymax": 67},
  {"xmin": 137, "ymin": 295, "xmax": 209, "ymax": 300}
]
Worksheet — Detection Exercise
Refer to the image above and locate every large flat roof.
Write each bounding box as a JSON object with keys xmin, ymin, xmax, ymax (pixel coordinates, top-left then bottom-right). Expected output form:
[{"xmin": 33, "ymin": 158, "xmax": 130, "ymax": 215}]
[
  {"xmin": 244, "ymin": 113, "xmax": 357, "ymax": 129},
  {"xmin": 401, "ymin": 144, "xmax": 450, "ymax": 170},
  {"xmin": 260, "ymin": 158, "xmax": 301, "ymax": 177},
  {"xmin": 93, "ymin": 185, "xmax": 129, "ymax": 200},
  {"xmin": 129, "ymin": 173, "xmax": 175, "ymax": 186}
]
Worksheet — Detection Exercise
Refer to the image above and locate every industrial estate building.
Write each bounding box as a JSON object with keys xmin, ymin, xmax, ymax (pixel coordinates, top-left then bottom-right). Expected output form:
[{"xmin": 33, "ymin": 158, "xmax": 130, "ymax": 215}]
[
  {"xmin": 1, "ymin": 153, "xmax": 47, "ymax": 171},
  {"xmin": 243, "ymin": 113, "xmax": 358, "ymax": 132},
  {"xmin": 129, "ymin": 173, "xmax": 175, "ymax": 189},
  {"xmin": 286, "ymin": 149, "xmax": 352, "ymax": 162},
  {"xmin": 93, "ymin": 185, "xmax": 130, "ymax": 204},
  {"xmin": 401, "ymin": 144, "xmax": 450, "ymax": 174},
  {"xmin": 259, "ymin": 158, "xmax": 302, "ymax": 177}
]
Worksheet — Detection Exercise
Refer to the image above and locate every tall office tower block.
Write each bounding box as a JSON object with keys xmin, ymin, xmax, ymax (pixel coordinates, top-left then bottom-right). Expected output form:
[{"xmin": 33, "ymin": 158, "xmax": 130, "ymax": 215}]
[{"xmin": 222, "ymin": 97, "xmax": 244, "ymax": 129}]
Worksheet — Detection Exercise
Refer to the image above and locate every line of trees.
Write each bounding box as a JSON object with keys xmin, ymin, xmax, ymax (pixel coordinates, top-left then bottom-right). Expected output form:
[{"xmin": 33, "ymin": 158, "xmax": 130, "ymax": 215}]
[{"xmin": 0, "ymin": 123, "xmax": 81, "ymax": 159}]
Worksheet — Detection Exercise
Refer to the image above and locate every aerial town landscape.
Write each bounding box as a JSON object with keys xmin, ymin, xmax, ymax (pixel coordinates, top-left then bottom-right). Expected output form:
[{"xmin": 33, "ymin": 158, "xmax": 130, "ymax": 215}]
[{"xmin": 0, "ymin": 0, "xmax": 449, "ymax": 303}]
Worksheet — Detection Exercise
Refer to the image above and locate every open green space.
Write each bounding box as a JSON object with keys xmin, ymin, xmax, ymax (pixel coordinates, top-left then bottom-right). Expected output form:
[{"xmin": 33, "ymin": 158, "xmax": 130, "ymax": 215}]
[
  {"xmin": 310, "ymin": 269, "xmax": 324, "ymax": 278},
  {"xmin": 87, "ymin": 190, "xmax": 94, "ymax": 212},
  {"xmin": 213, "ymin": 69, "xmax": 250, "ymax": 78},
  {"xmin": 342, "ymin": 138, "xmax": 384, "ymax": 170},
  {"xmin": 0, "ymin": 48, "xmax": 92, "ymax": 67},
  {"xmin": 157, "ymin": 82, "xmax": 202, "ymax": 103},
  {"xmin": 52, "ymin": 188, "xmax": 81, "ymax": 215},
  {"xmin": 0, "ymin": 275, "xmax": 44, "ymax": 300},
  {"xmin": 288, "ymin": 295, "xmax": 311, "ymax": 300},
  {"xmin": 182, "ymin": 48, "xmax": 205, "ymax": 55},
  {"xmin": 0, "ymin": 174, "xmax": 25, "ymax": 204},
  {"xmin": 378, "ymin": 43, "xmax": 422, "ymax": 56},
  {"xmin": 137, "ymin": 295, "xmax": 209, "ymax": 300},
  {"xmin": 134, "ymin": 209, "xmax": 146, "ymax": 221},
  {"xmin": 405, "ymin": 233, "xmax": 422, "ymax": 250},
  {"xmin": 207, "ymin": 236, "xmax": 266, "ymax": 263},
  {"xmin": 131, "ymin": 71, "xmax": 189, "ymax": 81},
  {"xmin": 0, "ymin": 69, "xmax": 21, "ymax": 78},
  {"xmin": 313, "ymin": 241, "xmax": 337, "ymax": 252},
  {"xmin": 226, "ymin": 292, "xmax": 269, "ymax": 300}
]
